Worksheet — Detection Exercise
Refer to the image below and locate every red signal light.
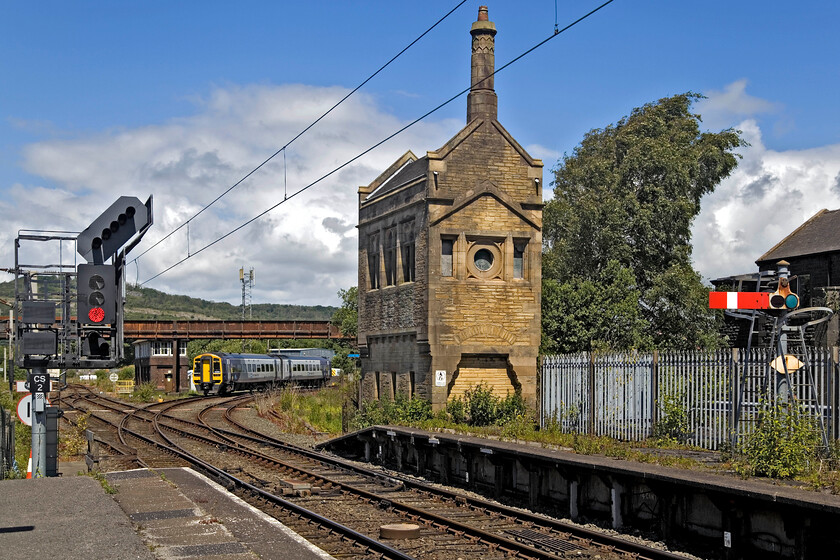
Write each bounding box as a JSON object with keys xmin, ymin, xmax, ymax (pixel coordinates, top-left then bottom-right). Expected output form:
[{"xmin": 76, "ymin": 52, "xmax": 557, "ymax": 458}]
[{"xmin": 88, "ymin": 307, "xmax": 105, "ymax": 323}]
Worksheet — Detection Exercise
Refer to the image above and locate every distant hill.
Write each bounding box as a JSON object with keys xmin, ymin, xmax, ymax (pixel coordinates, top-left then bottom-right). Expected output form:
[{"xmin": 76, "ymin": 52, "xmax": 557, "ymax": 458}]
[{"xmin": 0, "ymin": 281, "xmax": 336, "ymax": 321}]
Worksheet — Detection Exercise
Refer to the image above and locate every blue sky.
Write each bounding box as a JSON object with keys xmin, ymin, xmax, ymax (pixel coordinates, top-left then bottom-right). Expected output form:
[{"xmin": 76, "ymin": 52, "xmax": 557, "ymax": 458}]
[{"xmin": 2, "ymin": 1, "xmax": 840, "ymax": 305}]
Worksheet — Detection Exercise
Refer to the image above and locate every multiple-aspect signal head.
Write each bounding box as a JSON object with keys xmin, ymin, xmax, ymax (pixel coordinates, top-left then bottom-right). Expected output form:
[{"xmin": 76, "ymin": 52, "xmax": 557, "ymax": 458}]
[
  {"xmin": 76, "ymin": 196, "xmax": 153, "ymax": 264},
  {"xmin": 77, "ymin": 264, "xmax": 116, "ymax": 325}
]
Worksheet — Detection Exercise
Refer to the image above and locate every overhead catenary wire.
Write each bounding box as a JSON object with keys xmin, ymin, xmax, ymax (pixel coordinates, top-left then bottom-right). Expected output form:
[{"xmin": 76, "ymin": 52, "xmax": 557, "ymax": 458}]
[
  {"xmin": 139, "ymin": 0, "xmax": 617, "ymax": 286},
  {"xmin": 129, "ymin": 0, "xmax": 468, "ymax": 267}
]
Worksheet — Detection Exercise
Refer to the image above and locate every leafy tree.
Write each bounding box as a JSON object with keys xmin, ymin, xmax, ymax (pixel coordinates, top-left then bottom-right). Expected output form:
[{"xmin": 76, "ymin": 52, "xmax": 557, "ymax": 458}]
[
  {"xmin": 543, "ymin": 93, "xmax": 744, "ymax": 352},
  {"xmin": 644, "ymin": 263, "xmax": 722, "ymax": 349},
  {"xmin": 541, "ymin": 261, "xmax": 650, "ymax": 354},
  {"xmin": 331, "ymin": 287, "xmax": 358, "ymax": 339}
]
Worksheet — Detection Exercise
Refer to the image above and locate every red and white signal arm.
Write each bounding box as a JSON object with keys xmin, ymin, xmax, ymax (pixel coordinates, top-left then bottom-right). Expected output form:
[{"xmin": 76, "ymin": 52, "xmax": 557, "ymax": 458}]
[{"xmin": 708, "ymin": 292, "xmax": 770, "ymax": 310}]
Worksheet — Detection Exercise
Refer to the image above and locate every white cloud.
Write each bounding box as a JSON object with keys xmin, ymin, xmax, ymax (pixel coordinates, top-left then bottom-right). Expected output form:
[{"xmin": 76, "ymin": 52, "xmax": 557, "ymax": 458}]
[
  {"xmin": 695, "ymin": 79, "xmax": 781, "ymax": 132},
  {"xmin": 2, "ymin": 84, "xmax": 459, "ymax": 306},
  {"xmin": 692, "ymin": 119, "xmax": 840, "ymax": 281},
  {"xmin": 691, "ymin": 81, "xmax": 840, "ymax": 282}
]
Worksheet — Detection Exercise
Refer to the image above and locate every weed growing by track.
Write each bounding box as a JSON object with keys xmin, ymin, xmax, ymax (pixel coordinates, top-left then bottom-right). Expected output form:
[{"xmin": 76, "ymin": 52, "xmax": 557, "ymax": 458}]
[
  {"xmin": 258, "ymin": 386, "xmax": 344, "ymax": 434},
  {"xmin": 59, "ymin": 411, "xmax": 90, "ymax": 458},
  {"xmin": 87, "ymin": 470, "xmax": 118, "ymax": 494}
]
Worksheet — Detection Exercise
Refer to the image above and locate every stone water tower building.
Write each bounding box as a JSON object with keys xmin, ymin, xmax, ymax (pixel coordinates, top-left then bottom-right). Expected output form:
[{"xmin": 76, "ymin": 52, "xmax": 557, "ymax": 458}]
[{"xmin": 357, "ymin": 6, "xmax": 543, "ymax": 410}]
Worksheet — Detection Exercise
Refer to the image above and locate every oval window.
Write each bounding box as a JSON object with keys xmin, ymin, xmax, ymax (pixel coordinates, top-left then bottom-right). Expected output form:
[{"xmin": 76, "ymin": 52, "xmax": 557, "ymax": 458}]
[{"xmin": 474, "ymin": 249, "xmax": 494, "ymax": 271}]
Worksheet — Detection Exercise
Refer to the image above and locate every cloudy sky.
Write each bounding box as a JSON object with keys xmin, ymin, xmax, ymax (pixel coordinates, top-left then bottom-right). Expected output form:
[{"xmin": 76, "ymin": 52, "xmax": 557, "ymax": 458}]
[{"xmin": 3, "ymin": 1, "xmax": 840, "ymax": 306}]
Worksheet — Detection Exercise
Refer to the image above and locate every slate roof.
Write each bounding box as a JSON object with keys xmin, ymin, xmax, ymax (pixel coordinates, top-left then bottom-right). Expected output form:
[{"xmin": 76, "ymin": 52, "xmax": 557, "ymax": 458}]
[
  {"xmin": 756, "ymin": 209, "xmax": 840, "ymax": 264},
  {"xmin": 366, "ymin": 156, "xmax": 428, "ymax": 201}
]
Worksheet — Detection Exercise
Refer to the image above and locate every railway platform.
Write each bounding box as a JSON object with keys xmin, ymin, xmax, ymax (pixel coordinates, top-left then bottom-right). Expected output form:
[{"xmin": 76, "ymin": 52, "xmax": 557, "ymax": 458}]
[
  {"xmin": 1, "ymin": 467, "xmax": 334, "ymax": 560},
  {"xmin": 321, "ymin": 425, "xmax": 840, "ymax": 559}
]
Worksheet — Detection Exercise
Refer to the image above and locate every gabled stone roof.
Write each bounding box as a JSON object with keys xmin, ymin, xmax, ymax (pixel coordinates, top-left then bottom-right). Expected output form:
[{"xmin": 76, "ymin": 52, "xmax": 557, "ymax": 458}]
[{"xmin": 756, "ymin": 209, "xmax": 840, "ymax": 264}]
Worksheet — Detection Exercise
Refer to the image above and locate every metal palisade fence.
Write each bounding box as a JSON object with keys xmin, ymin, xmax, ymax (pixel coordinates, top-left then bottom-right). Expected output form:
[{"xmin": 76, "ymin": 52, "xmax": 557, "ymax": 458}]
[
  {"xmin": 0, "ymin": 407, "xmax": 15, "ymax": 479},
  {"xmin": 540, "ymin": 348, "xmax": 840, "ymax": 450}
]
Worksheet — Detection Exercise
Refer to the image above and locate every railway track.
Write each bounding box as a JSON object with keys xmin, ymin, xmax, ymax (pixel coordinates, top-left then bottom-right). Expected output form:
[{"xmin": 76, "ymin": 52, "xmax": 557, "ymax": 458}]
[{"xmin": 62, "ymin": 385, "xmax": 690, "ymax": 560}]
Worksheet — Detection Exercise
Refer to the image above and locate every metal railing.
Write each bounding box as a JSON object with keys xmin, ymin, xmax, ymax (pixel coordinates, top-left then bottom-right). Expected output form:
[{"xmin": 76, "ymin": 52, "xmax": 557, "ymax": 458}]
[
  {"xmin": 540, "ymin": 348, "xmax": 840, "ymax": 450},
  {"xmin": 0, "ymin": 408, "xmax": 15, "ymax": 478},
  {"xmin": 116, "ymin": 380, "xmax": 135, "ymax": 394}
]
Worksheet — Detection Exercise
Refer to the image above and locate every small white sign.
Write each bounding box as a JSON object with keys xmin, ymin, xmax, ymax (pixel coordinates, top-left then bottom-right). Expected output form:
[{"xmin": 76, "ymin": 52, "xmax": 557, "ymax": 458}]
[
  {"xmin": 109, "ymin": 372, "xmax": 119, "ymax": 382},
  {"xmin": 435, "ymin": 370, "xmax": 446, "ymax": 387},
  {"xmin": 723, "ymin": 531, "xmax": 732, "ymax": 548},
  {"xmin": 16, "ymin": 394, "xmax": 31, "ymax": 426},
  {"xmin": 34, "ymin": 392, "xmax": 45, "ymax": 413},
  {"xmin": 16, "ymin": 394, "xmax": 51, "ymax": 427}
]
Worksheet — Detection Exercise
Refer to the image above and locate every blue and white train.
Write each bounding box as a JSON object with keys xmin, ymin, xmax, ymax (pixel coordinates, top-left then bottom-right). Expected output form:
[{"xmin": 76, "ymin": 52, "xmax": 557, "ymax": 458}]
[{"xmin": 192, "ymin": 351, "xmax": 330, "ymax": 396}]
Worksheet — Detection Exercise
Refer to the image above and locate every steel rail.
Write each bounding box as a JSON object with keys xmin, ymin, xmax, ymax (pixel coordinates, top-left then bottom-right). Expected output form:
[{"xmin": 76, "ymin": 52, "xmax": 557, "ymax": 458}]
[
  {"xmin": 67, "ymin": 389, "xmax": 416, "ymax": 560},
  {"xmin": 217, "ymin": 400, "xmax": 688, "ymax": 560}
]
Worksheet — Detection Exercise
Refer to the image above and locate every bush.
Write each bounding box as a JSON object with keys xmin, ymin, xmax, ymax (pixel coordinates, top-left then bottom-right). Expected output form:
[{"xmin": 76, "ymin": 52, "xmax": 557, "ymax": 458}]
[
  {"xmin": 131, "ymin": 382, "xmax": 160, "ymax": 403},
  {"xmin": 653, "ymin": 394, "xmax": 689, "ymax": 444},
  {"xmin": 60, "ymin": 412, "xmax": 90, "ymax": 458},
  {"xmin": 351, "ymin": 394, "xmax": 434, "ymax": 429},
  {"xmin": 741, "ymin": 400, "xmax": 821, "ymax": 478},
  {"xmin": 445, "ymin": 398, "xmax": 467, "ymax": 424},
  {"xmin": 464, "ymin": 383, "xmax": 498, "ymax": 426},
  {"xmin": 497, "ymin": 392, "xmax": 528, "ymax": 424},
  {"xmin": 391, "ymin": 394, "xmax": 433, "ymax": 424}
]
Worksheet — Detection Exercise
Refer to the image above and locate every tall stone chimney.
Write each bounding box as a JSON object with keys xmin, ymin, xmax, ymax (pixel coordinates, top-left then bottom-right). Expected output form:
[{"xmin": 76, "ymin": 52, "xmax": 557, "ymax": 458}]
[{"xmin": 466, "ymin": 5, "xmax": 497, "ymax": 123}]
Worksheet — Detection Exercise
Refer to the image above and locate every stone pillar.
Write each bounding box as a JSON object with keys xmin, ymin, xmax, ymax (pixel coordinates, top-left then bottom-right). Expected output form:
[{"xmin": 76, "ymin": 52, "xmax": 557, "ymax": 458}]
[
  {"xmin": 508, "ymin": 355, "xmax": 537, "ymax": 408},
  {"xmin": 429, "ymin": 354, "xmax": 460, "ymax": 411},
  {"xmin": 569, "ymin": 479, "xmax": 580, "ymax": 520}
]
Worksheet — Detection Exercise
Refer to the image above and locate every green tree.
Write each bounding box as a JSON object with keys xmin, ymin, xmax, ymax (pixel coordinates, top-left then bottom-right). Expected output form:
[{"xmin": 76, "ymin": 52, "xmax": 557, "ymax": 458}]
[
  {"xmin": 331, "ymin": 287, "xmax": 358, "ymax": 339},
  {"xmin": 543, "ymin": 93, "xmax": 744, "ymax": 352},
  {"xmin": 541, "ymin": 261, "xmax": 650, "ymax": 354},
  {"xmin": 644, "ymin": 263, "xmax": 723, "ymax": 349}
]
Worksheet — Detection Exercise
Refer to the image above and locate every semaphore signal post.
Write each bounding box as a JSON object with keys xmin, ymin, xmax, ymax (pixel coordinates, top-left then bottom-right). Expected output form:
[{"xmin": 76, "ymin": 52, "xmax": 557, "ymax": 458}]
[
  {"xmin": 12, "ymin": 196, "xmax": 152, "ymax": 478},
  {"xmin": 708, "ymin": 260, "xmax": 833, "ymax": 449}
]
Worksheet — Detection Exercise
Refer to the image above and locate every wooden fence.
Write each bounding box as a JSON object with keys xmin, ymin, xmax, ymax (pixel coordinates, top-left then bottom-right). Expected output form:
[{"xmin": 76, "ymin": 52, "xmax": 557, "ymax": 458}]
[{"xmin": 540, "ymin": 348, "xmax": 840, "ymax": 450}]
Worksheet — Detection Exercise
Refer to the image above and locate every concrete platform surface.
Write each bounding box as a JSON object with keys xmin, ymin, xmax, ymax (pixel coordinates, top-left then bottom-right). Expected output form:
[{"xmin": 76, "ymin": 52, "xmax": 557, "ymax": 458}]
[
  {"xmin": 1, "ymin": 468, "xmax": 335, "ymax": 560},
  {"xmin": 0, "ymin": 475, "xmax": 154, "ymax": 560}
]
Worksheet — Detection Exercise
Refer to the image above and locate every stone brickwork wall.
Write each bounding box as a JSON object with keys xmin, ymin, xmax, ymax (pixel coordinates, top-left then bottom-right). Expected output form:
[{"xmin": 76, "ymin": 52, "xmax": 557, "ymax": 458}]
[{"xmin": 433, "ymin": 123, "xmax": 542, "ymax": 207}]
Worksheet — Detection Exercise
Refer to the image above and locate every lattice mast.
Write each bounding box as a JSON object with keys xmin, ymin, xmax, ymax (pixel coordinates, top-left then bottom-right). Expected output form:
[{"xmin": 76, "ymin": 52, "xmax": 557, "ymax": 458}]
[{"xmin": 240, "ymin": 267, "xmax": 254, "ymax": 320}]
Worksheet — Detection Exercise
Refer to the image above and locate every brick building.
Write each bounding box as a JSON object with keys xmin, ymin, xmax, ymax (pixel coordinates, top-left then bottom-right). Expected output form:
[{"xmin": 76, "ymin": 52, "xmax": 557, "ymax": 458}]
[
  {"xmin": 357, "ymin": 6, "xmax": 543, "ymax": 410},
  {"xmin": 133, "ymin": 339, "xmax": 190, "ymax": 392}
]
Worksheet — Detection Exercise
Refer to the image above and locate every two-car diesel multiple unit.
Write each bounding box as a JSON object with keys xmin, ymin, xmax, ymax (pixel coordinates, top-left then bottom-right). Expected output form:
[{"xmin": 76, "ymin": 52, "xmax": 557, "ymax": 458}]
[{"xmin": 192, "ymin": 352, "xmax": 330, "ymax": 395}]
